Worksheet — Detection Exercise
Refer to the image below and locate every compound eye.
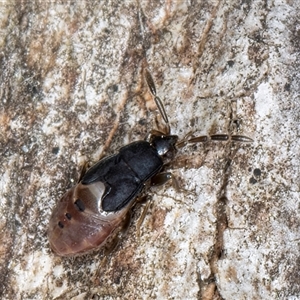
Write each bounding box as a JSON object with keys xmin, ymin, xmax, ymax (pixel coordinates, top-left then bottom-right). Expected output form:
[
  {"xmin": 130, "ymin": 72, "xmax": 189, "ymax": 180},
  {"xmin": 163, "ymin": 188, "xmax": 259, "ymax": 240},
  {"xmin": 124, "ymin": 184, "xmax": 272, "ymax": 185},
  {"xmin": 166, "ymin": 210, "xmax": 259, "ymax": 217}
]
[{"xmin": 74, "ymin": 199, "xmax": 85, "ymax": 212}]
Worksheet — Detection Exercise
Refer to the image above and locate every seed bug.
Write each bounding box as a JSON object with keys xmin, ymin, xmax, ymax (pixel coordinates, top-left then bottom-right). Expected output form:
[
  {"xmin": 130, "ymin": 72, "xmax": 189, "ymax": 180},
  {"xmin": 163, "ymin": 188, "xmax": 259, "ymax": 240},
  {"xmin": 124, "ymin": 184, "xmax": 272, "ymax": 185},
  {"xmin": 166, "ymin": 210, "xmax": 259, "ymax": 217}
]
[{"xmin": 48, "ymin": 70, "xmax": 252, "ymax": 256}]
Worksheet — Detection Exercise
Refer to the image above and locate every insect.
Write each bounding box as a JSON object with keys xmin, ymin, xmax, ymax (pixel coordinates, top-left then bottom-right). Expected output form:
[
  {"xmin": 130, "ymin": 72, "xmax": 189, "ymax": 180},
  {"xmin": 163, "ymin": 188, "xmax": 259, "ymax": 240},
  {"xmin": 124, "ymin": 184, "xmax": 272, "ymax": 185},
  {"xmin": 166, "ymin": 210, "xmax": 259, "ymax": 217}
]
[{"xmin": 48, "ymin": 70, "xmax": 252, "ymax": 256}]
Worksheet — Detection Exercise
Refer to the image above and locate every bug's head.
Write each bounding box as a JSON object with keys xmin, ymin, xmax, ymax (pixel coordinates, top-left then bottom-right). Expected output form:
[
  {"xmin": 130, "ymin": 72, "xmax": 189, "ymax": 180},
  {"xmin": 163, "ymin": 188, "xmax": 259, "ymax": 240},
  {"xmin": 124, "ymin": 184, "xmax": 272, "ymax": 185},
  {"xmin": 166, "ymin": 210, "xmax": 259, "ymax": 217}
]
[{"xmin": 150, "ymin": 134, "xmax": 178, "ymax": 163}]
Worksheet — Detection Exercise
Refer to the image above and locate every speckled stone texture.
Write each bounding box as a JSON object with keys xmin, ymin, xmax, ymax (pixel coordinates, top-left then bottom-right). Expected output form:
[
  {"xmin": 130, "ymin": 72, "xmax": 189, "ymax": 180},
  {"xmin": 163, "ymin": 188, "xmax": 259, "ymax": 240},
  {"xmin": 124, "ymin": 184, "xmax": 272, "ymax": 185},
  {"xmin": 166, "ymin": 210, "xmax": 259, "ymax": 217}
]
[{"xmin": 0, "ymin": 1, "xmax": 299, "ymax": 299}]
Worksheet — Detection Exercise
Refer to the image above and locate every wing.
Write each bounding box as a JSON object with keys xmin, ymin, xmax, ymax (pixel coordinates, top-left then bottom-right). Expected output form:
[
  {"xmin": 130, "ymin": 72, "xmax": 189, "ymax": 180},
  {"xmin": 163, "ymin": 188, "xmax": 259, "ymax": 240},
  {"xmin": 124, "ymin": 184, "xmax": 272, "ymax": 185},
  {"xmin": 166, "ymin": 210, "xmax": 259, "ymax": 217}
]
[{"xmin": 48, "ymin": 182, "xmax": 128, "ymax": 256}]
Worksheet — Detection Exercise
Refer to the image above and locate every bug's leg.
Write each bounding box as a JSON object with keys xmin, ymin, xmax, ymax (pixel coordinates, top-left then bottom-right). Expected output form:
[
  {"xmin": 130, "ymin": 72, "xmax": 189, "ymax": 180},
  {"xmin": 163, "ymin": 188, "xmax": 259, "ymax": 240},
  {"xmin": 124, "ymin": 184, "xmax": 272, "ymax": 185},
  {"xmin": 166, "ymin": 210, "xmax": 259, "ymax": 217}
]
[
  {"xmin": 136, "ymin": 197, "xmax": 150, "ymax": 239},
  {"xmin": 96, "ymin": 211, "xmax": 133, "ymax": 273},
  {"xmin": 107, "ymin": 211, "xmax": 132, "ymax": 254},
  {"xmin": 77, "ymin": 162, "xmax": 91, "ymax": 182},
  {"xmin": 150, "ymin": 172, "xmax": 172, "ymax": 187},
  {"xmin": 150, "ymin": 129, "xmax": 169, "ymax": 136},
  {"xmin": 151, "ymin": 172, "xmax": 195, "ymax": 196},
  {"xmin": 145, "ymin": 128, "xmax": 170, "ymax": 141}
]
